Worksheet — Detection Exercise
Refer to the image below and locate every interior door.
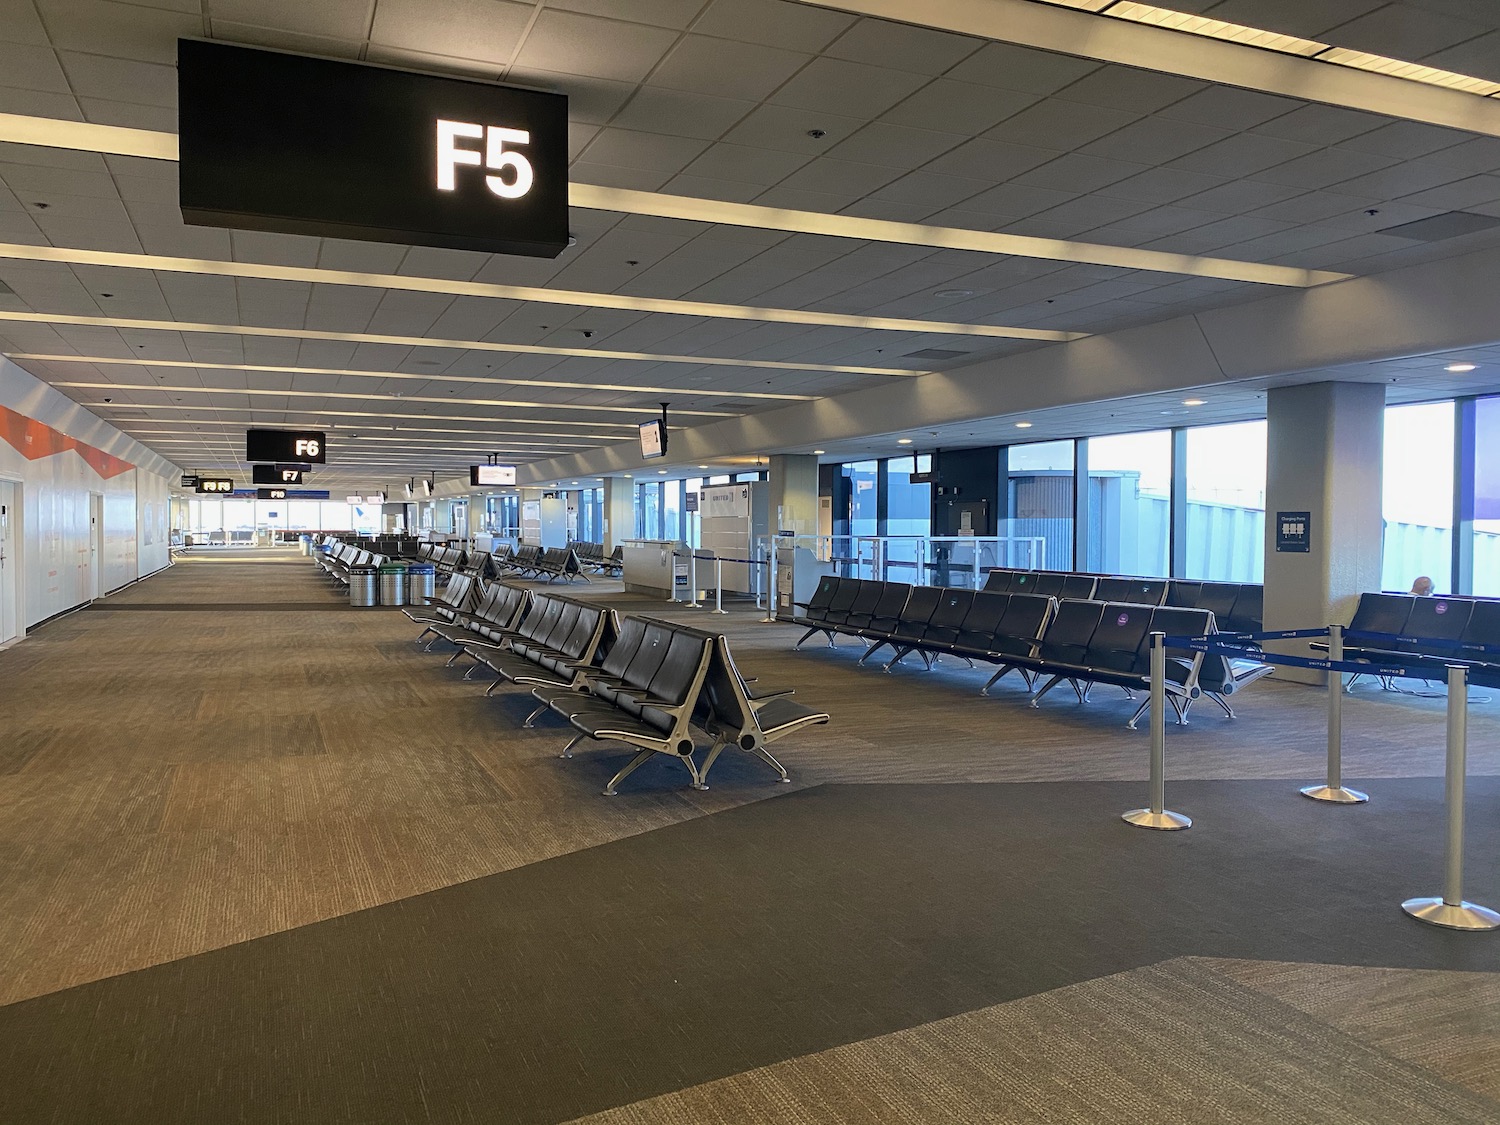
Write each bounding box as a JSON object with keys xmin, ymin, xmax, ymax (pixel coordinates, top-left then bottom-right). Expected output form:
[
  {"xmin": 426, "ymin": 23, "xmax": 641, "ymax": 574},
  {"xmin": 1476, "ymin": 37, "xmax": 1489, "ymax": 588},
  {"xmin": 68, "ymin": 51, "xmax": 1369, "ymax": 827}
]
[
  {"xmin": 89, "ymin": 492, "xmax": 104, "ymax": 600},
  {"xmin": 0, "ymin": 481, "xmax": 17, "ymax": 643}
]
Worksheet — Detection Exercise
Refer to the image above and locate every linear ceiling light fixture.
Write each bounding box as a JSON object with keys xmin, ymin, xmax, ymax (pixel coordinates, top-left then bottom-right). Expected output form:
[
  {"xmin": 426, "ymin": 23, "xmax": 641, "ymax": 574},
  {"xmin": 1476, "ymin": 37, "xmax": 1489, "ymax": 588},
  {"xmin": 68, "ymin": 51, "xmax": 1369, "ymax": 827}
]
[
  {"xmin": 0, "ymin": 115, "xmax": 1339, "ymax": 288},
  {"xmin": 7, "ymin": 354, "xmax": 820, "ymax": 401},
  {"xmin": 83, "ymin": 402, "xmax": 639, "ymax": 429},
  {"xmin": 0, "ymin": 311, "xmax": 921, "ymax": 379},
  {"xmin": 52, "ymin": 380, "xmax": 738, "ymax": 415},
  {"xmin": 798, "ymin": 0, "xmax": 1500, "ymax": 137},
  {"xmin": 0, "ymin": 242, "xmax": 1077, "ymax": 342}
]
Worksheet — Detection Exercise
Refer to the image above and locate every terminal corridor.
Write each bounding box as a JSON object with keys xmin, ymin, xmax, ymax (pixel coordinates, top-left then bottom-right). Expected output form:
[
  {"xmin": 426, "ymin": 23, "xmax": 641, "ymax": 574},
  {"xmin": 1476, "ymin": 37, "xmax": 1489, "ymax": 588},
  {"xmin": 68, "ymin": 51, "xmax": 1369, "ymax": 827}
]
[{"xmin": 1, "ymin": 550, "xmax": 1498, "ymax": 1123}]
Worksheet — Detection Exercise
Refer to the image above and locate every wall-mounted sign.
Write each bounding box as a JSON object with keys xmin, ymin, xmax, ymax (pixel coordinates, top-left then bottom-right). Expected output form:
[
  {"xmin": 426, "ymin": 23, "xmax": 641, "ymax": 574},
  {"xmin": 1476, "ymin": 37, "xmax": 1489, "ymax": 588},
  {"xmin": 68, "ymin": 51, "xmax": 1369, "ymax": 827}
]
[
  {"xmin": 1276, "ymin": 511, "xmax": 1311, "ymax": 553},
  {"xmin": 180, "ymin": 474, "xmax": 198, "ymax": 488},
  {"xmin": 252, "ymin": 464, "xmax": 305, "ymax": 484},
  {"xmin": 256, "ymin": 488, "xmax": 289, "ymax": 500},
  {"xmin": 177, "ymin": 40, "xmax": 569, "ymax": 258},
  {"xmin": 470, "ymin": 464, "xmax": 517, "ymax": 486},
  {"xmin": 910, "ymin": 471, "xmax": 941, "ymax": 485},
  {"xmin": 684, "ymin": 491, "xmax": 699, "ymax": 513},
  {"xmin": 196, "ymin": 477, "xmax": 234, "ymax": 494},
  {"xmin": 245, "ymin": 428, "xmax": 326, "ymax": 464}
]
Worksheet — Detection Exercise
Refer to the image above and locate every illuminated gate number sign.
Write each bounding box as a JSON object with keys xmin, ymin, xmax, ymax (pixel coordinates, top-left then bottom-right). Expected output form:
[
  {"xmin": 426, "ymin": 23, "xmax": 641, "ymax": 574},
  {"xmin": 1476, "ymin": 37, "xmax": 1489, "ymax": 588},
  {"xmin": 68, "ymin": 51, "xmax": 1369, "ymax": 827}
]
[{"xmin": 437, "ymin": 121, "xmax": 533, "ymax": 198}]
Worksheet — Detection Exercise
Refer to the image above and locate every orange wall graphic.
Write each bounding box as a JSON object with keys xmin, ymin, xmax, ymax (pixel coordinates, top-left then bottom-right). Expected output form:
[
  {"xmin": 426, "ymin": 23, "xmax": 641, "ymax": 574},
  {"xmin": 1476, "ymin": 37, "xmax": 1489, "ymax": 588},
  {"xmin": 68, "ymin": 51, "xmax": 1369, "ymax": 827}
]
[{"xmin": 0, "ymin": 402, "xmax": 135, "ymax": 479}]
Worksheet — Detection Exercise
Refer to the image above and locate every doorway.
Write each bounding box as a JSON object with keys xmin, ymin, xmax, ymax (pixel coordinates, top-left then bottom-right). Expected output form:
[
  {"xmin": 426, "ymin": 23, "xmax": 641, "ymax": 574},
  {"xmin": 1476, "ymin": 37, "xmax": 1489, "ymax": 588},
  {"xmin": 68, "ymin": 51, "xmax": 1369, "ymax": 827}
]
[
  {"xmin": 89, "ymin": 492, "xmax": 104, "ymax": 600},
  {"xmin": 0, "ymin": 480, "xmax": 19, "ymax": 644}
]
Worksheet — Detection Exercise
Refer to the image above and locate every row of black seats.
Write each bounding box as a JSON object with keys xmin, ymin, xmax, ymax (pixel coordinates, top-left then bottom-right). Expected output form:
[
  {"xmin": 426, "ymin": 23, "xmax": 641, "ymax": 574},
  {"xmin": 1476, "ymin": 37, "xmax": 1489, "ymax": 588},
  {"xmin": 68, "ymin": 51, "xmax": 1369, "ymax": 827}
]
[
  {"xmin": 405, "ymin": 581, "xmax": 829, "ymax": 794},
  {"xmin": 790, "ymin": 575, "xmax": 1271, "ymax": 725},
  {"xmin": 1326, "ymin": 592, "xmax": 1500, "ymax": 689},
  {"xmin": 568, "ymin": 542, "xmax": 624, "ymax": 576},
  {"xmin": 983, "ymin": 569, "xmax": 1264, "ymax": 635}
]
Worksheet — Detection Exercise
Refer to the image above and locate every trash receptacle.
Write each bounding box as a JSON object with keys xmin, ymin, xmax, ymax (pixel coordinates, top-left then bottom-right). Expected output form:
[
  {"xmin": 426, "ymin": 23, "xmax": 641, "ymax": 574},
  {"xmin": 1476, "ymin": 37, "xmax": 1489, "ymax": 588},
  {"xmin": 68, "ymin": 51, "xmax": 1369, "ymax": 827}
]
[
  {"xmin": 407, "ymin": 562, "xmax": 436, "ymax": 606},
  {"xmin": 349, "ymin": 565, "xmax": 379, "ymax": 608},
  {"xmin": 298, "ymin": 534, "xmax": 313, "ymax": 556},
  {"xmin": 378, "ymin": 562, "xmax": 408, "ymax": 607}
]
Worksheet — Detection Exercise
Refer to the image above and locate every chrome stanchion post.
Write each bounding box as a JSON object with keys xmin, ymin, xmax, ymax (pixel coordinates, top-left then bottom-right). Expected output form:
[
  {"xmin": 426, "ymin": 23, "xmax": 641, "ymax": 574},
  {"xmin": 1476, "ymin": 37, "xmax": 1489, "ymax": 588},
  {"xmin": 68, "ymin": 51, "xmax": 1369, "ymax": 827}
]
[
  {"xmin": 667, "ymin": 550, "xmax": 680, "ymax": 603},
  {"xmin": 1302, "ymin": 624, "xmax": 1368, "ymax": 803},
  {"xmin": 686, "ymin": 550, "xmax": 701, "ymax": 608},
  {"xmin": 1403, "ymin": 664, "xmax": 1499, "ymax": 930},
  {"xmin": 1123, "ymin": 632, "xmax": 1191, "ymax": 831},
  {"xmin": 753, "ymin": 543, "xmax": 764, "ymax": 610},
  {"xmin": 712, "ymin": 556, "xmax": 727, "ymax": 614},
  {"xmin": 763, "ymin": 544, "xmax": 777, "ymax": 624}
]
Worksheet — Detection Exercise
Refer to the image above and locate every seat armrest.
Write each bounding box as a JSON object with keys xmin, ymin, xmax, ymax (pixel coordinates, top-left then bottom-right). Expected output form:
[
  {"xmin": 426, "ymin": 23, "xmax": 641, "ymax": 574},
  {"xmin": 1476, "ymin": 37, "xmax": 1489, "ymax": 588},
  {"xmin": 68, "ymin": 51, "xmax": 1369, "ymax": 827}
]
[{"xmin": 746, "ymin": 685, "xmax": 795, "ymax": 701}]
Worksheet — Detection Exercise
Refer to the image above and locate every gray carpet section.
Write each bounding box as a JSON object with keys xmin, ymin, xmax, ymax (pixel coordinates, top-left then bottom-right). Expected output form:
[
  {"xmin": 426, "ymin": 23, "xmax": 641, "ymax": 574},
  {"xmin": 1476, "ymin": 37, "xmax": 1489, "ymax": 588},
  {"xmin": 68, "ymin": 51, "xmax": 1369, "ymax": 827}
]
[
  {"xmin": 564, "ymin": 958, "xmax": 1500, "ymax": 1125},
  {"xmin": 1, "ymin": 778, "xmax": 1498, "ymax": 1125}
]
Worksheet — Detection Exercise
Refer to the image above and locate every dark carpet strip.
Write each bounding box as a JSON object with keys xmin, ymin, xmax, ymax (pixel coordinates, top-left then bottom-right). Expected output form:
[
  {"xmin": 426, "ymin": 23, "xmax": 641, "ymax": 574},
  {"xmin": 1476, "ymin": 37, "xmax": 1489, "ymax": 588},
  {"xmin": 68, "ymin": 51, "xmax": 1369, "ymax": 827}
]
[
  {"xmin": 1, "ymin": 778, "xmax": 1497, "ymax": 1125},
  {"xmin": 89, "ymin": 602, "xmax": 364, "ymax": 612}
]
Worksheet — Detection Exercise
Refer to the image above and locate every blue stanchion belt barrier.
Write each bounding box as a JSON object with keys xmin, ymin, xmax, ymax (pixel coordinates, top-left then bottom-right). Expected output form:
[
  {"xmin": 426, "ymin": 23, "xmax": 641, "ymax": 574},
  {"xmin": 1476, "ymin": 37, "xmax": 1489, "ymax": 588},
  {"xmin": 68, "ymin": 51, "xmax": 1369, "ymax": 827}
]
[
  {"xmin": 1160, "ymin": 632, "xmax": 1434, "ymax": 682},
  {"xmin": 1342, "ymin": 628, "xmax": 1500, "ymax": 658}
]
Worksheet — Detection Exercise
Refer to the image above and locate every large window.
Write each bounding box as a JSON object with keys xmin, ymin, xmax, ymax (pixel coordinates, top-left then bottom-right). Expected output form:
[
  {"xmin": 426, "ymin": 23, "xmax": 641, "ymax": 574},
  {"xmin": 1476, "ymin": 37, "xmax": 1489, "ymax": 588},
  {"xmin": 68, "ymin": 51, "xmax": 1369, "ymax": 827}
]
[
  {"xmin": 1183, "ymin": 421, "xmax": 1266, "ymax": 582},
  {"xmin": 1005, "ymin": 441, "xmax": 1073, "ymax": 570},
  {"xmin": 1475, "ymin": 396, "xmax": 1500, "ymax": 596},
  {"xmin": 844, "ymin": 460, "xmax": 879, "ymax": 538},
  {"xmin": 1383, "ymin": 401, "xmax": 1454, "ymax": 595},
  {"xmin": 1084, "ymin": 431, "xmax": 1170, "ymax": 576}
]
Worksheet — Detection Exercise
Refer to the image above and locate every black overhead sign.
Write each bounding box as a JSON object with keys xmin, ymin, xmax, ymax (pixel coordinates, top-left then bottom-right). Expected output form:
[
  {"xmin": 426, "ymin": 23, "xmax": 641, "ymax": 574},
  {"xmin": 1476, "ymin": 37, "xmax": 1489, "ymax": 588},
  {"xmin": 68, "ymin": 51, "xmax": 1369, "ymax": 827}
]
[
  {"xmin": 177, "ymin": 40, "xmax": 570, "ymax": 258},
  {"xmin": 252, "ymin": 464, "xmax": 305, "ymax": 484},
  {"xmin": 246, "ymin": 429, "xmax": 326, "ymax": 465},
  {"xmin": 256, "ymin": 488, "xmax": 289, "ymax": 500},
  {"xmin": 196, "ymin": 477, "xmax": 234, "ymax": 494}
]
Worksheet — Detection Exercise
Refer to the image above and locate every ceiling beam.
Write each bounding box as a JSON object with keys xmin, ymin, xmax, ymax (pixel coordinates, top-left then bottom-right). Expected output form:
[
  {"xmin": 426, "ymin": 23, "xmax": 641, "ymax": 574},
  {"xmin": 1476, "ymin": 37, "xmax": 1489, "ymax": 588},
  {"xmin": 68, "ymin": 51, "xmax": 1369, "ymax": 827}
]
[{"xmin": 795, "ymin": 0, "xmax": 1500, "ymax": 138}]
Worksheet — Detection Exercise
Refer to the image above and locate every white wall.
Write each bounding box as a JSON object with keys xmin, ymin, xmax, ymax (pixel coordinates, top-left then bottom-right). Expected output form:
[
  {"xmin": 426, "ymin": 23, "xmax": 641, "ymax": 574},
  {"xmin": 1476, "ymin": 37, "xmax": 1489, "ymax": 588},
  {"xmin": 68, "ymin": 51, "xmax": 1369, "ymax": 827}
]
[{"xmin": 0, "ymin": 358, "xmax": 177, "ymax": 630}]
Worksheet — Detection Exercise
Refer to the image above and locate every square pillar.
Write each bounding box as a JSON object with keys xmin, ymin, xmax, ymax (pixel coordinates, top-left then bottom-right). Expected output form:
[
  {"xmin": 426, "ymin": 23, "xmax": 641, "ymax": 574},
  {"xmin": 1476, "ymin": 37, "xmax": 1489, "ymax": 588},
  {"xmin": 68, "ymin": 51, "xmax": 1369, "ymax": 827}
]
[
  {"xmin": 769, "ymin": 454, "xmax": 819, "ymax": 536},
  {"xmin": 602, "ymin": 478, "xmax": 633, "ymax": 551},
  {"xmin": 1264, "ymin": 382, "xmax": 1385, "ymax": 683}
]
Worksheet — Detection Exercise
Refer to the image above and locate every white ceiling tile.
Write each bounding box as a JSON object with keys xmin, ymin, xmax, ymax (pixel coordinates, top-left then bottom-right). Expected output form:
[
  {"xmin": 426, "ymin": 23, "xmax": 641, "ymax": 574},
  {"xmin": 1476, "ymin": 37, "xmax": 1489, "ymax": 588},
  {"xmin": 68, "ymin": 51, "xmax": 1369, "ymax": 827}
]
[
  {"xmin": 515, "ymin": 71, "xmax": 635, "ymax": 125},
  {"xmin": 1173, "ymin": 178, "xmax": 1306, "ymax": 214},
  {"xmin": 1337, "ymin": 120, "xmax": 1475, "ymax": 160},
  {"xmin": 547, "ymin": 0, "xmax": 705, "ymax": 29},
  {"xmin": 370, "ymin": 0, "xmax": 532, "ymax": 67},
  {"xmin": 825, "ymin": 122, "xmax": 965, "ymax": 169},
  {"xmin": 1157, "ymin": 85, "xmax": 1299, "ymax": 130},
  {"xmin": 775, "ymin": 156, "xmax": 904, "ymax": 196},
  {"xmin": 1011, "ymin": 153, "xmax": 1150, "ymax": 193},
  {"xmin": 210, "ymin": 24, "xmax": 364, "ymax": 60},
  {"xmin": 610, "ymin": 87, "xmax": 755, "ymax": 140},
  {"xmin": 1251, "ymin": 103, "xmax": 1386, "ymax": 145},
  {"xmin": 514, "ymin": 8, "xmax": 679, "ymax": 83},
  {"xmin": 1168, "ymin": 132, "xmax": 1322, "ymax": 177},
  {"xmin": 1080, "ymin": 117, "xmax": 1233, "ymax": 165},
  {"xmin": 658, "ymin": 173, "xmax": 766, "ymax": 202},
  {"xmin": 768, "ymin": 58, "xmax": 928, "ymax": 119},
  {"xmin": 1054, "ymin": 65, "xmax": 1207, "ymax": 113},
  {"xmin": 923, "ymin": 137, "xmax": 1059, "ymax": 181},
  {"xmin": 0, "ymin": 40, "xmax": 70, "ymax": 93},
  {"xmin": 1322, "ymin": 4, "xmax": 1487, "ymax": 57},
  {"xmin": 649, "ymin": 34, "xmax": 810, "ymax": 101},
  {"xmin": 0, "ymin": 0, "xmax": 51, "ymax": 46},
  {"xmin": 869, "ymin": 170, "xmax": 991, "ymax": 209},
  {"xmin": 1093, "ymin": 165, "xmax": 1229, "ymax": 203},
  {"xmin": 691, "ymin": 0, "xmax": 854, "ymax": 52},
  {"xmin": 679, "ymin": 142, "xmax": 813, "ymax": 185},
  {"xmin": 1420, "ymin": 29, "xmax": 1500, "ymax": 84},
  {"xmin": 822, "ymin": 17, "xmax": 983, "ymax": 76},
  {"xmin": 944, "ymin": 42, "xmax": 1098, "ymax": 95},
  {"xmin": 1250, "ymin": 146, "xmax": 1400, "ymax": 188},
  {"xmin": 37, "ymin": 0, "xmax": 199, "ymax": 63},
  {"xmin": 210, "ymin": 0, "xmax": 373, "ymax": 41},
  {"xmin": 567, "ymin": 160, "xmax": 671, "ymax": 191},
  {"xmin": 1398, "ymin": 174, "xmax": 1500, "ymax": 210},
  {"xmin": 881, "ymin": 80, "xmax": 1034, "ymax": 139},
  {"xmin": 1330, "ymin": 161, "xmax": 1471, "ymax": 199},
  {"xmin": 1424, "ymin": 136, "xmax": 1500, "ymax": 175},
  {"xmin": 579, "ymin": 127, "xmax": 710, "ymax": 175},
  {"xmin": 951, "ymin": 182, "xmax": 1076, "ymax": 219},
  {"xmin": 985, "ymin": 98, "xmax": 1139, "ymax": 149},
  {"xmin": 58, "ymin": 52, "xmax": 176, "ymax": 107},
  {"xmin": 78, "ymin": 98, "xmax": 177, "ymax": 131},
  {"xmin": 721, "ymin": 104, "xmax": 865, "ymax": 154},
  {"xmin": 0, "ymin": 85, "xmax": 81, "ymax": 119}
]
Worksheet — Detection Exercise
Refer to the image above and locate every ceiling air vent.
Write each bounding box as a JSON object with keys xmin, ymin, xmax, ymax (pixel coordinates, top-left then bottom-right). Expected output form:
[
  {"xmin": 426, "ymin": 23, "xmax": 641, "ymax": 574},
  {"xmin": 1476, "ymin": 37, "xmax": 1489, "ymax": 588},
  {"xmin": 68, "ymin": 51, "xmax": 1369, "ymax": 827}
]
[
  {"xmin": 904, "ymin": 348, "xmax": 971, "ymax": 361},
  {"xmin": 1378, "ymin": 211, "xmax": 1500, "ymax": 242}
]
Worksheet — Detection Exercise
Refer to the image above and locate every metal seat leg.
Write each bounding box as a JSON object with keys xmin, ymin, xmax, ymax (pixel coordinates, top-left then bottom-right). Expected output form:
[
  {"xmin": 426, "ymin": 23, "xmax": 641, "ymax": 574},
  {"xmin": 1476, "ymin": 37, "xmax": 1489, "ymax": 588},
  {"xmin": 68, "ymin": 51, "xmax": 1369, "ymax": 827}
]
[
  {"xmin": 603, "ymin": 748, "xmax": 653, "ymax": 793},
  {"xmin": 1029, "ymin": 674, "xmax": 1066, "ymax": 708}
]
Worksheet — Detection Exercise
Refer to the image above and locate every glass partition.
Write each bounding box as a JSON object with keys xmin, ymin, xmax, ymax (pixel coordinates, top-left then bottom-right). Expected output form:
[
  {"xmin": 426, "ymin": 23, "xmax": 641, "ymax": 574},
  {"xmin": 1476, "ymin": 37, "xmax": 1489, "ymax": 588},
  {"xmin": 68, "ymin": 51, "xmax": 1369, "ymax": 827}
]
[
  {"xmin": 1472, "ymin": 396, "xmax": 1500, "ymax": 596},
  {"xmin": 1383, "ymin": 401, "xmax": 1453, "ymax": 595},
  {"xmin": 1183, "ymin": 420, "xmax": 1266, "ymax": 582},
  {"xmin": 1006, "ymin": 440, "xmax": 1073, "ymax": 571}
]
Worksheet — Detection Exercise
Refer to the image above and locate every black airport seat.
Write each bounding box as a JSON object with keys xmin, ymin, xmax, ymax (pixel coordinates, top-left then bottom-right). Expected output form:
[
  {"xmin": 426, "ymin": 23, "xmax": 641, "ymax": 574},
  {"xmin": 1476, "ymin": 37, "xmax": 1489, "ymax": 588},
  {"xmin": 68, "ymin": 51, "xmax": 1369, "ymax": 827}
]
[
  {"xmin": 983, "ymin": 570, "xmax": 1015, "ymax": 593},
  {"xmin": 1165, "ymin": 580, "xmax": 1202, "ymax": 608},
  {"xmin": 697, "ymin": 634, "xmax": 828, "ymax": 787},
  {"xmin": 795, "ymin": 577, "xmax": 860, "ymax": 648},
  {"xmin": 1092, "ymin": 577, "xmax": 1168, "ymax": 606},
  {"xmin": 473, "ymin": 598, "xmax": 611, "ymax": 695},
  {"xmin": 1223, "ymin": 585, "xmax": 1263, "ymax": 633},
  {"xmin": 426, "ymin": 582, "xmax": 530, "ymax": 656}
]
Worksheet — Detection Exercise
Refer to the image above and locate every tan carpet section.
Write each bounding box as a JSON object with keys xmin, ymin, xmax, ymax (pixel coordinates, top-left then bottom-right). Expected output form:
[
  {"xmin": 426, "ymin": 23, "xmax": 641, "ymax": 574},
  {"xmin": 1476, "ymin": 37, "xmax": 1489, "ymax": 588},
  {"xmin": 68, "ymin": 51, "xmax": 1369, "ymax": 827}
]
[
  {"xmin": 563, "ymin": 958, "xmax": 1500, "ymax": 1125},
  {"xmin": 1207, "ymin": 958, "xmax": 1500, "ymax": 1101}
]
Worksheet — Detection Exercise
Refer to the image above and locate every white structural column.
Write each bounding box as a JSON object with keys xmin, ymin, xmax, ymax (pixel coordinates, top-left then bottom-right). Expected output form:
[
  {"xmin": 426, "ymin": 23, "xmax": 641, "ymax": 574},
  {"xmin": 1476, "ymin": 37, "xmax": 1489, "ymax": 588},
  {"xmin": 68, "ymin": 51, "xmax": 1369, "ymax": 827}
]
[
  {"xmin": 602, "ymin": 479, "xmax": 634, "ymax": 552},
  {"xmin": 768, "ymin": 456, "xmax": 820, "ymax": 538},
  {"xmin": 1263, "ymin": 382, "xmax": 1386, "ymax": 685}
]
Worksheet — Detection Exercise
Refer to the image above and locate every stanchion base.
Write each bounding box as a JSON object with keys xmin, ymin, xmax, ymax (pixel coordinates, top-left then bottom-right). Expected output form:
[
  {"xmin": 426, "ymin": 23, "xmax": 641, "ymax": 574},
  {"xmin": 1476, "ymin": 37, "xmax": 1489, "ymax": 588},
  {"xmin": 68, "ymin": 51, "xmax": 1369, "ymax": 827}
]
[
  {"xmin": 1122, "ymin": 808, "xmax": 1191, "ymax": 831},
  {"xmin": 1300, "ymin": 784, "xmax": 1369, "ymax": 804},
  {"xmin": 1401, "ymin": 897, "xmax": 1500, "ymax": 931}
]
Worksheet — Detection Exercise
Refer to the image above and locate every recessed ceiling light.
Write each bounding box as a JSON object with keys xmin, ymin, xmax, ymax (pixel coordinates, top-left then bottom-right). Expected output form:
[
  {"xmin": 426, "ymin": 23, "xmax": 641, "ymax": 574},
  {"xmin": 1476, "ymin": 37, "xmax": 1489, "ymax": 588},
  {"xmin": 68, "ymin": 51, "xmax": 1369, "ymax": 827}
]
[
  {"xmin": 698, "ymin": 464, "xmax": 708, "ymax": 468},
  {"xmin": 1014, "ymin": 421, "xmax": 1033, "ymax": 429},
  {"xmin": 658, "ymin": 469, "xmax": 667, "ymax": 474},
  {"xmin": 813, "ymin": 449, "xmax": 825, "ymax": 455},
  {"xmin": 1446, "ymin": 362, "xmax": 1477, "ymax": 373},
  {"xmin": 933, "ymin": 289, "xmax": 976, "ymax": 299},
  {"xmin": 1182, "ymin": 398, "xmax": 1206, "ymax": 406},
  {"xmin": 897, "ymin": 437, "xmax": 914, "ymax": 444}
]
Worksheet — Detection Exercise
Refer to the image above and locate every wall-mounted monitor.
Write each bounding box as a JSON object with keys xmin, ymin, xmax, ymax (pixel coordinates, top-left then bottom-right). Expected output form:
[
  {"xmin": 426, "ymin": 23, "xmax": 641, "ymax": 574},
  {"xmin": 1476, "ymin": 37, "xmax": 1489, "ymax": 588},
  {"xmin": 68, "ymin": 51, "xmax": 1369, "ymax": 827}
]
[
  {"xmin": 470, "ymin": 464, "xmax": 517, "ymax": 486},
  {"xmin": 639, "ymin": 418, "xmax": 666, "ymax": 459},
  {"xmin": 421, "ymin": 479, "xmax": 435, "ymax": 497}
]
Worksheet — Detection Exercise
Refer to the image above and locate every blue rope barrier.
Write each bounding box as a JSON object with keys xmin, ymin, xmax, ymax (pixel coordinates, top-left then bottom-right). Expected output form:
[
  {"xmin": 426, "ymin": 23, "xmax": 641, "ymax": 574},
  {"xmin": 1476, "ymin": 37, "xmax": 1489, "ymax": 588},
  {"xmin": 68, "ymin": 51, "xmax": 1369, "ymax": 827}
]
[
  {"xmin": 1160, "ymin": 636, "xmax": 1432, "ymax": 679},
  {"xmin": 1343, "ymin": 628, "xmax": 1500, "ymax": 658}
]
